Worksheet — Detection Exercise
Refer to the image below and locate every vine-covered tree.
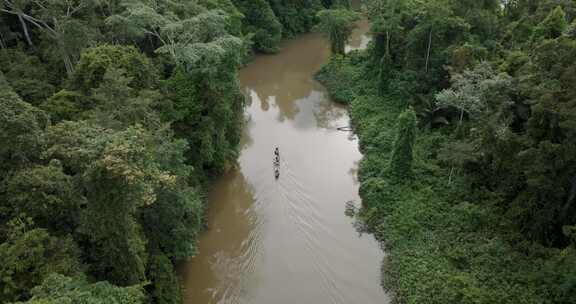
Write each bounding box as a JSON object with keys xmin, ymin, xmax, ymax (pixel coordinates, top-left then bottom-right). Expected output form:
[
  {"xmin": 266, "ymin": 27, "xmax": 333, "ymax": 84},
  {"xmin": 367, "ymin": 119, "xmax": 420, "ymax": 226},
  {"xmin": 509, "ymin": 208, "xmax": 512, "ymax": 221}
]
[{"xmin": 389, "ymin": 108, "xmax": 417, "ymax": 179}]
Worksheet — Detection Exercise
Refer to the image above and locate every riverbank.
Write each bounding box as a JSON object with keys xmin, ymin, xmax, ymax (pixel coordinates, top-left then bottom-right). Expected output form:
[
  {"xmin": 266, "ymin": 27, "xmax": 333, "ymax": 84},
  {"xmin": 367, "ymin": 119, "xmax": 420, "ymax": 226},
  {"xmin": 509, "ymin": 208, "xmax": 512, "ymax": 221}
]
[{"xmin": 317, "ymin": 52, "xmax": 572, "ymax": 304}]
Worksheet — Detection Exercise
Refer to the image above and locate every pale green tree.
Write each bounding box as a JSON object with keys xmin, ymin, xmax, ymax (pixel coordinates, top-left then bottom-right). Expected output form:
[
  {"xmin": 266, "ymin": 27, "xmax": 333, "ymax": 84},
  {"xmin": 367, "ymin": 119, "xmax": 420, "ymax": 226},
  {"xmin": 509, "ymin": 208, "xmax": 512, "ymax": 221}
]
[{"xmin": 436, "ymin": 62, "xmax": 513, "ymax": 127}]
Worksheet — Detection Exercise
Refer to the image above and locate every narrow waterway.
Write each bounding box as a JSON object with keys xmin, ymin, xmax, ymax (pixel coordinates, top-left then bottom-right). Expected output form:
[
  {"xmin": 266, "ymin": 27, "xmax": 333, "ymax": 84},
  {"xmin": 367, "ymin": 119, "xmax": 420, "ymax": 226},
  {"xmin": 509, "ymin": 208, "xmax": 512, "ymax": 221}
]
[{"xmin": 179, "ymin": 16, "xmax": 387, "ymax": 304}]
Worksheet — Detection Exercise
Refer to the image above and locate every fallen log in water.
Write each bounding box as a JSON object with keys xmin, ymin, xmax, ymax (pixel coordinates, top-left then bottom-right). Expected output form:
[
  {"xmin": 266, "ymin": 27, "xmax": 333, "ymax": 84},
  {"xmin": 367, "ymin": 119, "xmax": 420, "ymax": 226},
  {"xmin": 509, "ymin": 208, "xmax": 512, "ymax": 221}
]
[{"xmin": 337, "ymin": 126, "xmax": 353, "ymax": 131}]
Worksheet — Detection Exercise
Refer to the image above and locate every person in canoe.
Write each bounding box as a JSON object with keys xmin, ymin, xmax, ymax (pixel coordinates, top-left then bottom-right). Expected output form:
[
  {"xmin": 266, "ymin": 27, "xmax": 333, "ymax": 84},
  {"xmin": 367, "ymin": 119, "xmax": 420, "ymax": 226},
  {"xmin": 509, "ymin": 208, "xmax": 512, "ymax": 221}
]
[
  {"xmin": 274, "ymin": 147, "xmax": 280, "ymax": 179},
  {"xmin": 274, "ymin": 147, "xmax": 280, "ymax": 165}
]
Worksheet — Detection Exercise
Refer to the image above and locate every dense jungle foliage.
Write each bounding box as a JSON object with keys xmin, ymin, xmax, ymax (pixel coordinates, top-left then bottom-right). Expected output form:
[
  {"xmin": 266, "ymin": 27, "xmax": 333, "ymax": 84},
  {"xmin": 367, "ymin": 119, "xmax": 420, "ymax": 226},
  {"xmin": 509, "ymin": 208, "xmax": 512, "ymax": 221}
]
[
  {"xmin": 0, "ymin": 1, "xmax": 344, "ymax": 303},
  {"xmin": 318, "ymin": 0, "xmax": 576, "ymax": 303}
]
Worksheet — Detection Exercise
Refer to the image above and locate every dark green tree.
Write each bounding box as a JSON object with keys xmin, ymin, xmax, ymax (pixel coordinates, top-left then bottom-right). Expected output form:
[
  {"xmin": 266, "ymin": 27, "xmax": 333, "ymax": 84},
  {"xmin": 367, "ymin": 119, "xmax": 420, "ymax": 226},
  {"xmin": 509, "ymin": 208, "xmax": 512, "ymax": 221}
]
[
  {"xmin": 0, "ymin": 218, "xmax": 81, "ymax": 302},
  {"xmin": 233, "ymin": 0, "xmax": 282, "ymax": 53},
  {"xmin": 0, "ymin": 49, "xmax": 55, "ymax": 105},
  {"xmin": 163, "ymin": 58, "xmax": 243, "ymax": 175},
  {"xmin": 4, "ymin": 160, "xmax": 82, "ymax": 234},
  {"xmin": 267, "ymin": 0, "xmax": 323, "ymax": 36},
  {"xmin": 146, "ymin": 254, "xmax": 182, "ymax": 304}
]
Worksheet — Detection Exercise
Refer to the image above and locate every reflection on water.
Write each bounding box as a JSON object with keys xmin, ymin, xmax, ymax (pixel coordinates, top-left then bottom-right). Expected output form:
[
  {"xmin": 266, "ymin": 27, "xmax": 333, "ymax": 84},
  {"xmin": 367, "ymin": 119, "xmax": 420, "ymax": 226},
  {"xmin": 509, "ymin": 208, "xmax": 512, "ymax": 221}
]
[
  {"xmin": 180, "ymin": 15, "xmax": 388, "ymax": 304},
  {"xmin": 346, "ymin": 19, "xmax": 371, "ymax": 53},
  {"xmin": 178, "ymin": 171, "xmax": 258, "ymax": 303}
]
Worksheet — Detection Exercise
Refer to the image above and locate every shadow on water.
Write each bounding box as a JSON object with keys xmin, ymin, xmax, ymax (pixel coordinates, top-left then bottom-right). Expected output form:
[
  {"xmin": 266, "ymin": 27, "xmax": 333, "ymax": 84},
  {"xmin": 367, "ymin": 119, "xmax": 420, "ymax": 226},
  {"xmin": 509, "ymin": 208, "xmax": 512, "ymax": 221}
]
[{"xmin": 178, "ymin": 170, "xmax": 259, "ymax": 303}]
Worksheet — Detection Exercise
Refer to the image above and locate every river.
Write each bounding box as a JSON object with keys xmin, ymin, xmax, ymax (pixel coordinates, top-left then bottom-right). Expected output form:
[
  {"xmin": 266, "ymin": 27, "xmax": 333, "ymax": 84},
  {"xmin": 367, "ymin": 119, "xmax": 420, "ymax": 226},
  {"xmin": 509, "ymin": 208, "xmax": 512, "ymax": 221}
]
[{"xmin": 179, "ymin": 13, "xmax": 388, "ymax": 304}]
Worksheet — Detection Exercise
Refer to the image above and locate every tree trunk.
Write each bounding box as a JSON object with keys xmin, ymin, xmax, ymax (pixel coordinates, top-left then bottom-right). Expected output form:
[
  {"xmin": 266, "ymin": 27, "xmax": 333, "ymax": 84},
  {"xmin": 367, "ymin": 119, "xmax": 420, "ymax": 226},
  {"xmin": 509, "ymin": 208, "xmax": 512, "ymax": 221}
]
[
  {"xmin": 373, "ymin": 33, "xmax": 386, "ymax": 63},
  {"xmin": 53, "ymin": 20, "xmax": 74, "ymax": 76},
  {"xmin": 62, "ymin": 50, "xmax": 74, "ymax": 76},
  {"xmin": 18, "ymin": 14, "xmax": 34, "ymax": 47},
  {"xmin": 561, "ymin": 176, "xmax": 576, "ymax": 221},
  {"xmin": 332, "ymin": 29, "xmax": 345, "ymax": 55},
  {"xmin": 0, "ymin": 30, "xmax": 6, "ymax": 49},
  {"xmin": 456, "ymin": 108, "xmax": 465, "ymax": 136},
  {"xmin": 425, "ymin": 28, "xmax": 432, "ymax": 73},
  {"xmin": 335, "ymin": 29, "xmax": 345, "ymax": 55},
  {"xmin": 385, "ymin": 29, "xmax": 390, "ymax": 56},
  {"xmin": 448, "ymin": 166, "xmax": 454, "ymax": 185}
]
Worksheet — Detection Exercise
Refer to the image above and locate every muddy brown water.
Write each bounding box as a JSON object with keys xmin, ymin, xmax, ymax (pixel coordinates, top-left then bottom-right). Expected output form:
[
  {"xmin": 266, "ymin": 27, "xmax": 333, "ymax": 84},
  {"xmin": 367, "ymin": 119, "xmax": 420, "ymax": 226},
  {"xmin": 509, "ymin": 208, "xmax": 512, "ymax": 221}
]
[{"xmin": 179, "ymin": 18, "xmax": 388, "ymax": 304}]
